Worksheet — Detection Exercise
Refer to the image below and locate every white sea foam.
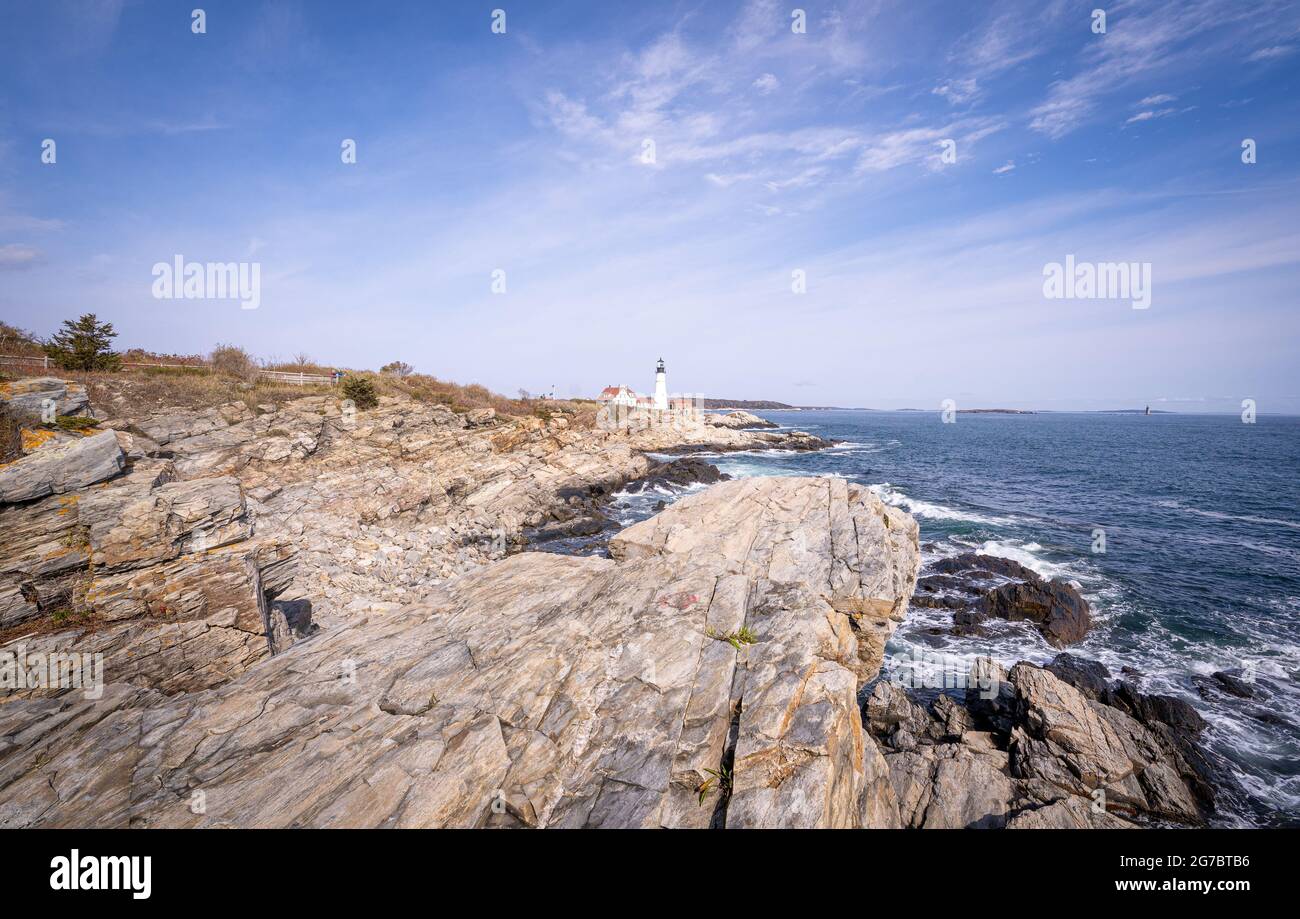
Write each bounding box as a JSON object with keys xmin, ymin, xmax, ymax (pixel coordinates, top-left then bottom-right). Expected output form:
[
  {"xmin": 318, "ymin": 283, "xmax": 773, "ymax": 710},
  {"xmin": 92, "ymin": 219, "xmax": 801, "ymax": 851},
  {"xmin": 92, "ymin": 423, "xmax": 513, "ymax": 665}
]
[
  {"xmin": 1156, "ymin": 499, "xmax": 1300, "ymax": 531},
  {"xmin": 869, "ymin": 483, "xmax": 1017, "ymax": 526}
]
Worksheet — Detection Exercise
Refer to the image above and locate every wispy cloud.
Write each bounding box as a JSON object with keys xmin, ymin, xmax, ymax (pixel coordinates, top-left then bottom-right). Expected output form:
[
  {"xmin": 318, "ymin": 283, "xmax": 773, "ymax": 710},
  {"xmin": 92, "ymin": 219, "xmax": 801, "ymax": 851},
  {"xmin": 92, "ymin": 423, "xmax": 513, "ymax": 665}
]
[
  {"xmin": 1126, "ymin": 109, "xmax": 1174, "ymax": 124},
  {"xmin": 1247, "ymin": 44, "xmax": 1295, "ymax": 61},
  {"xmin": 932, "ymin": 78, "xmax": 979, "ymax": 105},
  {"xmin": 0, "ymin": 244, "xmax": 41, "ymax": 270},
  {"xmin": 1029, "ymin": 0, "xmax": 1282, "ymax": 139}
]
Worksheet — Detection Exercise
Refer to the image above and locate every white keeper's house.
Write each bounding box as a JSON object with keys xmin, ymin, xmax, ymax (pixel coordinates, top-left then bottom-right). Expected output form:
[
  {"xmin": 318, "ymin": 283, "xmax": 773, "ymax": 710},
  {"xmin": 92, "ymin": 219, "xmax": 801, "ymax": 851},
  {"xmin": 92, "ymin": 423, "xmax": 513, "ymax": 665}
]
[
  {"xmin": 597, "ymin": 358, "xmax": 674, "ymax": 410},
  {"xmin": 596, "ymin": 360, "xmax": 700, "ymax": 431}
]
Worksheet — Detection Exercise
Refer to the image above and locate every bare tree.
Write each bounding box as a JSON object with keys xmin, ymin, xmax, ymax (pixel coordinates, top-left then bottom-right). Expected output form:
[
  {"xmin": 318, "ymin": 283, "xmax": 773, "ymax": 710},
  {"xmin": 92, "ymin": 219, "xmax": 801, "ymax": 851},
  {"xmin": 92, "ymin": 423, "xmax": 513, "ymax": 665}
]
[{"xmin": 381, "ymin": 360, "xmax": 414, "ymax": 378}]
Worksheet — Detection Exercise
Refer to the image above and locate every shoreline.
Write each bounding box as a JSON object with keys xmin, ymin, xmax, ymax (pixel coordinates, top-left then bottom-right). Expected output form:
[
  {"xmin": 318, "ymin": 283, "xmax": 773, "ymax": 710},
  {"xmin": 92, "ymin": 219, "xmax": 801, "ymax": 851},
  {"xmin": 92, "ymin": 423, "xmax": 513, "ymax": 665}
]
[{"xmin": 0, "ymin": 377, "xmax": 1246, "ymax": 827}]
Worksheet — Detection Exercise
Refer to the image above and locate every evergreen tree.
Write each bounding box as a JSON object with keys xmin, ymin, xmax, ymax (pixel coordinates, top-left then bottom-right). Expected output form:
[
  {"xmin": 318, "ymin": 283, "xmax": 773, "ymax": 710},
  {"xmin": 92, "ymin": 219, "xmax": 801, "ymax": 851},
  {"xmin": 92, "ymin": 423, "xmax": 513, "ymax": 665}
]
[{"xmin": 43, "ymin": 314, "xmax": 121, "ymax": 371}]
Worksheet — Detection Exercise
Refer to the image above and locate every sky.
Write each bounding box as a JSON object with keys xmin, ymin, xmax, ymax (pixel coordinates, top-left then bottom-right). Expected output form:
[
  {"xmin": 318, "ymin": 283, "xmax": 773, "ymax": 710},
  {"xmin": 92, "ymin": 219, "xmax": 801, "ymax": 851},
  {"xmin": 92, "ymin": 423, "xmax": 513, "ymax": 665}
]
[{"xmin": 1, "ymin": 0, "xmax": 1298, "ymax": 411}]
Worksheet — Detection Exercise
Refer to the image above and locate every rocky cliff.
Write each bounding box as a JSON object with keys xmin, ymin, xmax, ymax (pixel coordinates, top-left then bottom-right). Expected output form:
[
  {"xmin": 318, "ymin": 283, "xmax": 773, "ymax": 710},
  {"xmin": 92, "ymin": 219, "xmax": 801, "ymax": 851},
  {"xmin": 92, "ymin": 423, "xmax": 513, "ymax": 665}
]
[{"xmin": 0, "ymin": 377, "xmax": 1220, "ymax": 829}]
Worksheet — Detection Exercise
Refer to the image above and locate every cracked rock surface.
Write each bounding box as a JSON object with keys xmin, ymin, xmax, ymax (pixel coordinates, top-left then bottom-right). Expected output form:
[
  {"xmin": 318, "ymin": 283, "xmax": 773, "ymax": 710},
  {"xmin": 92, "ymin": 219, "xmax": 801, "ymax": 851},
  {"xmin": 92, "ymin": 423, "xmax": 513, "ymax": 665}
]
[{"xmin": 0, "ymin": 476, "xmax": 919, "ymax": 828}]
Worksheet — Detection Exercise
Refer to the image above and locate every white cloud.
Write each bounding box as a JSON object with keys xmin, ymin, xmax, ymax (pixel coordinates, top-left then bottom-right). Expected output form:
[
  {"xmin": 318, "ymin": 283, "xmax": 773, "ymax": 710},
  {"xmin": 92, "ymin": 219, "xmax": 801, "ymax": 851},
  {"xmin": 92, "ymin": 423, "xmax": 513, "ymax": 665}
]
[
  {"xmin": 1138, "ymin": 93, "xmax": 1177, "ymax": 106},
  {"xmin": 1248, "ymin": 45, "xmax": 1295, "ymax": 61},
  {"xmin": 932, "ymin": 78, "xmax": 979, "ymax": 105},
  {"xmin": 993, "ymin": 161, "xmax": 1015, "ymax": 175},
  {"xmin": 1126, "ymin": 108, "xmax": 1175, "ymax": 123},
  {"xmin": 752, "ymin": 73, "xmax": 779, "ymax": 95},
  {"xmin": 1029, "ymin": 0, "xmax": 1278, "ymax": 139},
  {"xmin": 0, "ymin": 244, "xmax": 41, "ymax": 270},
  {"xmin": 704, "ymin": 172, "xmax": 755, "ymax": 187}
]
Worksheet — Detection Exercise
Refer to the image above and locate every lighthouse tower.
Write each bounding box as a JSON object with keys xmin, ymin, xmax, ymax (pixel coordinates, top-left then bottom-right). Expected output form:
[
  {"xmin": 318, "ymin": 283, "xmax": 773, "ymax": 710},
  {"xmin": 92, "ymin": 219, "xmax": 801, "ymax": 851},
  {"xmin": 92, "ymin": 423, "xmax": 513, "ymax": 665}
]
[{"xmin": 653, "ymin": 358, "xmax": 668, "ymax": 411}]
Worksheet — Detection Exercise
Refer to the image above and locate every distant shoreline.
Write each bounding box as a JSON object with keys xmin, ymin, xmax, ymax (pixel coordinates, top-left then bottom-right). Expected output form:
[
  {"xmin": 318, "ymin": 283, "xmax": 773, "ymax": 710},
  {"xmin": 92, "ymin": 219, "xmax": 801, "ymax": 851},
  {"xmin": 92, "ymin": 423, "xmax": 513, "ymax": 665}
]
[{"xmin": 719, "ymin": 406, "xmax": 1278, "ymax": 416}]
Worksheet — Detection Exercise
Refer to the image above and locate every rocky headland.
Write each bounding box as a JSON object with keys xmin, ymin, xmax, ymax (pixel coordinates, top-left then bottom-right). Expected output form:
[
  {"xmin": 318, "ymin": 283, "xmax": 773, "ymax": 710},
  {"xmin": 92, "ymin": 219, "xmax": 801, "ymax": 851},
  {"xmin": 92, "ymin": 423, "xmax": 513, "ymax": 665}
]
[{"xmin": 0, "ymin": 376, "xmax": 1223, "ymax": 827}]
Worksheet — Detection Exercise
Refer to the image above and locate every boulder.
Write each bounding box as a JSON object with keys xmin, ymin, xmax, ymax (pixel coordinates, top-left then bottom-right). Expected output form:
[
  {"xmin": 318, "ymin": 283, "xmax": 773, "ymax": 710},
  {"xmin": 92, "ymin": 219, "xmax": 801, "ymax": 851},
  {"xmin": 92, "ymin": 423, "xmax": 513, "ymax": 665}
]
[
  {"xmin": 704, "ymin": 410, "xmax": 778, "ymax": 430},
  {"xmin": 1045, "ymin": 652, "xmax": 1113, "ymax": 698},
  {"xmin": 621, "ymin": 457, "xmax": 728, "ymax": 493},
  {"xmin": 1008, "ymin": 663, "xmax": 1203, "ymax": 824},
  {"xmin": 931, "ymin": 552, "xmax": 1040, "ymax": 582},
  {"xmin": 1007, "ymin": 796, "xmax": 1134, "ymax": 829},
  {"xmin": 610, "ymin": 476, "xmax": 921, "ymax": 682},
  {"xmin": 0, "ymin": 377, "xmax": 90, "ymax": 418},
  {"xmin": 865, "ymin": 657, "xmax": 1214, "ymax": 828},
  {"xmin": 980, "ymin": 578, "xmax": 1091, "ymax": 646},
  {"xmin": 0, "ymin": 430, "xmax": 125, "ymax": 503}
]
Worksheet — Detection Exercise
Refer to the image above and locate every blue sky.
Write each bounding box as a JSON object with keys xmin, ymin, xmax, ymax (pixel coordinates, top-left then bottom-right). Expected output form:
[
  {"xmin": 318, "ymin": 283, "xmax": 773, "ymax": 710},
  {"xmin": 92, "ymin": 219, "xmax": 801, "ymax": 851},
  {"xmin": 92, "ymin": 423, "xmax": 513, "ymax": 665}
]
[{"xmin": 1, "ymin": 0, "xmax": 1298, "ymax": 411}]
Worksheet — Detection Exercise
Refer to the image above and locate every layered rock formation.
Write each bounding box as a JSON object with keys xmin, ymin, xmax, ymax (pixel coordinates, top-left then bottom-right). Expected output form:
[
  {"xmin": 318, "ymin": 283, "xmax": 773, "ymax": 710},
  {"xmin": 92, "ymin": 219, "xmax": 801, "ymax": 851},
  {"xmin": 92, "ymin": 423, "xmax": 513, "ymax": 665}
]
[
  {"xmin": 0, "ymin": 376, "xmax": 1222, "ymax": 829},
  {"xmin": 0, "ymin": 476, "xmax": 920, "ymax": 828},
  {"xmin": 0, "ymin": 377, "xmax": 90, "ymax": 419}
]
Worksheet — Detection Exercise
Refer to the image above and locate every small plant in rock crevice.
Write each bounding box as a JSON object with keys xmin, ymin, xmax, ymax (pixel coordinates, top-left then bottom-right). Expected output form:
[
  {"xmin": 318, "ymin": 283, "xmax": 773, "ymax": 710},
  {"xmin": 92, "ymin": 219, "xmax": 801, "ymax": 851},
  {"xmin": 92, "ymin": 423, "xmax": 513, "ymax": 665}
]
[
  {"xmin": 707, "ymin": 625, "xmax": 759, "ymax": 651},
  {"xmin": 697, "ymin": 763, "xmax": 733, "ymax": 806}
]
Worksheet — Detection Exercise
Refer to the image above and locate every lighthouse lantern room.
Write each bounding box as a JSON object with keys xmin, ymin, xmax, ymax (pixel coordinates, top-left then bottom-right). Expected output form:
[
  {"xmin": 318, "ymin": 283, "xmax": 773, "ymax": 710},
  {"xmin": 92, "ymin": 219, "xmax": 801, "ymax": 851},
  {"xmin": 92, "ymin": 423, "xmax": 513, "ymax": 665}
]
[{"xmin": 653, "ymin": 358, "xmax": 669, "ymax": 411}]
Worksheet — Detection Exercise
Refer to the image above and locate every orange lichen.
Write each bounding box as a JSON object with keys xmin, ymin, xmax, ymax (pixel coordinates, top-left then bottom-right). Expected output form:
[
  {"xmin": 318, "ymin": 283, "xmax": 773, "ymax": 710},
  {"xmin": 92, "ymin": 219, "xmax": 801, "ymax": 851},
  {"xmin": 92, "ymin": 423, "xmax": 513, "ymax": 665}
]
[{"xmin": 20, "ymin": 428, "xmax": 58, "ymax": 452}]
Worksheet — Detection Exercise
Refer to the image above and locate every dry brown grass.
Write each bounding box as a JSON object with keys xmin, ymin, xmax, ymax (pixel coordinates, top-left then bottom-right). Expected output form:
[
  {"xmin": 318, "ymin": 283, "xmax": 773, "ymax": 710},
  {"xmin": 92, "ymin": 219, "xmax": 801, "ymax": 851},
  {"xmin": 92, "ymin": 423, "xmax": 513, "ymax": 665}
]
[
  {"xmin": 0, "ymin": 403, "xmax": 30, "ymax": 463},
  {"xmin": 373, "ymin": 373, "xmax": 596, "ymax": 428},
  {"xmin": 0, "ymin": 343, "xmax": 597, "ymax": 429},
  {"xmin": 65, "ymin": 369, "xmax": 334, "ymax": 419}
]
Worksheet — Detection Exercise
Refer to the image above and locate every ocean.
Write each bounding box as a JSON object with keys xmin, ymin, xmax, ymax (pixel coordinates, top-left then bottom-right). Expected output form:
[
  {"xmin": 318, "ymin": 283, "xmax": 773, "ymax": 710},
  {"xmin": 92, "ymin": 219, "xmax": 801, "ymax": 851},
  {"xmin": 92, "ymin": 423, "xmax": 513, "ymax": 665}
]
[{"xmin": 609, "ymin": 410, "xmax": 1300, "ymax": 827}]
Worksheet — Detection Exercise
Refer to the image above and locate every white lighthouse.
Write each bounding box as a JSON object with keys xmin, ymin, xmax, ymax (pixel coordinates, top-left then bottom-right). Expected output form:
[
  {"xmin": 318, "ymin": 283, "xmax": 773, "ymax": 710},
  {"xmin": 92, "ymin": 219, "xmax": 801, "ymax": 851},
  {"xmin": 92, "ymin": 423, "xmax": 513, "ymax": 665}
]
[{"xmin": 653, "ymin": 357, "xmax": 668, "ymax": 411}]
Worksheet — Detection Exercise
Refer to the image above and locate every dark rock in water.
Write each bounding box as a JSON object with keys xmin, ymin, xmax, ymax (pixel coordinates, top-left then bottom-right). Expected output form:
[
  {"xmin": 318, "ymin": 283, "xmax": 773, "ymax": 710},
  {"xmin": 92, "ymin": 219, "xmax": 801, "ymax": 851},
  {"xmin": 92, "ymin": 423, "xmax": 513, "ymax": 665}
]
[
  {"xmin": 932, "ymin": 552, "xmax": 1042, "ymax": 583},
  {"xmin": 979, "ymin": 578, "xmax": 1091, "ymax": 646},
  {"xmin": 1210, "ymin": 670, "xmax": 1258, "ymax": 699},
  {"xmin": 951, "ymin": 609, "xmax": 987, "ymax": 636},
  {"xmin": 526, "ymin": 512, "xmax": 611, "ymax": 544},
  {"xmin": 1046, "ymin": 653, "xmax": 1113, "ymax": 699},
  {"xmin": 663, "ymin": 431, "xmax": 835, "ymax": 454},
  {"xmin": 528, "ymin": 459, "xmax": 726, "ymax": 554},
  {"xmin": 1249, "ymin": 708, "xmax": 1296, "ymax": 730},
  {"xmin": 911, "ymin": 593, "xmax": 971, "ymax": 611},
  {"xmin": 917, "ymin": 553, "xmax": 1091, "ymax": 644},
  {"xmin": 1106, "ymin": 680, "xmax": 1208, "ymax": 736},
  {"xmin": 622, "ymin": 457, "xmax": 728, "ymax": 493},
  {"xmin": 914, "ymin": 573, "xmax": 983, "ymax": 599}
]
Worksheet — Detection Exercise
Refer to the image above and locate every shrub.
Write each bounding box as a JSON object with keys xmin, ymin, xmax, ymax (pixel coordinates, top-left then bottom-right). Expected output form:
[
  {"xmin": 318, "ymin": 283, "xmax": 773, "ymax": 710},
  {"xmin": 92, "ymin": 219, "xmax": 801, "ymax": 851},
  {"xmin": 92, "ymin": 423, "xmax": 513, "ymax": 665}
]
[
  {"xmin": 55, "ymin": 414, "xmax": 98, "ymax": 432},
  {"xmin": 209, "ymin": 344, "xmax": 259, "ymax": 383},
  {"xmin": 340, "ymin": 375, "xmax": 379, "ymax": 410},
  {"xmin": 42, "ymin": 314, "xmax": 121, "ymax": 371}
]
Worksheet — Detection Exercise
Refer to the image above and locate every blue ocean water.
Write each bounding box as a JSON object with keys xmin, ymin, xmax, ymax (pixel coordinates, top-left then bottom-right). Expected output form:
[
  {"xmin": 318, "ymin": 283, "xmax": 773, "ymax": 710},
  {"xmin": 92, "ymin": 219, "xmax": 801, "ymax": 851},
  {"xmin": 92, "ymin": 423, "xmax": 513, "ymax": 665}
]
[{"xmin": 615, "ymin": 410, "xmax": 1300, "ymax": 826}]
